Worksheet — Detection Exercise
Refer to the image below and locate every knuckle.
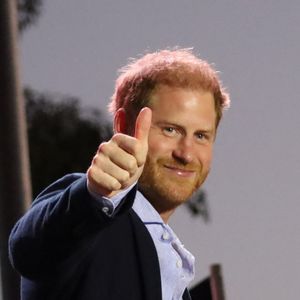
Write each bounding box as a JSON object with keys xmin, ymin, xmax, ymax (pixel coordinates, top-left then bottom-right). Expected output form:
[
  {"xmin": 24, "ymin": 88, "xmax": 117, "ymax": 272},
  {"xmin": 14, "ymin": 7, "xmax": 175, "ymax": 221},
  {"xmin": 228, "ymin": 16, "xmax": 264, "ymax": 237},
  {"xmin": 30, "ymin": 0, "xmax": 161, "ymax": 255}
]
[
  {"xmin": 98, "ymin": 142, "xmax": 109, "ymax": 154},
  {"xmin": 118, "ymin": 171, "xmax": 130, "ymax": 185},
  {"xmin": 87, "ymin": 167, "xmax": 102, "ymax": 184},
  {"xmin": 126, "ymin": 158, "xmax": 138, "ymax": 175},
  {"xmin": 111, "ymin": 133, "xmax": 123, "ymax": 144},
  {"xmin": 91, "ymin": 153, "xmax": 104, "ymax": 167},
  {"xmin": 110, "ymin": 179, "xmax": 122, "ymax": 191},
  {"xmin": 136, "ymin": 152, "xmax": 147, "ymax": 167},
  {"xmin": 91, "ymin": 155, "xmax": 98, "ymax": 165},
  {"xmin": 86, "ymin": 166, "xmax": 94, "ymax": 180}
]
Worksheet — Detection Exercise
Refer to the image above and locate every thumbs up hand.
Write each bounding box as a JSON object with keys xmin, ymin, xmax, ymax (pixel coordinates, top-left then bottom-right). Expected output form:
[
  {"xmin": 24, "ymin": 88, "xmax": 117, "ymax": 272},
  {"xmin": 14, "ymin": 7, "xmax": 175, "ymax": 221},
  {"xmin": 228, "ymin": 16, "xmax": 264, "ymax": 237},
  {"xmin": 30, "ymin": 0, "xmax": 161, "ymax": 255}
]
[{"xmin": 87, "ymin": 107, "xmax": 152, "ymax": 198}]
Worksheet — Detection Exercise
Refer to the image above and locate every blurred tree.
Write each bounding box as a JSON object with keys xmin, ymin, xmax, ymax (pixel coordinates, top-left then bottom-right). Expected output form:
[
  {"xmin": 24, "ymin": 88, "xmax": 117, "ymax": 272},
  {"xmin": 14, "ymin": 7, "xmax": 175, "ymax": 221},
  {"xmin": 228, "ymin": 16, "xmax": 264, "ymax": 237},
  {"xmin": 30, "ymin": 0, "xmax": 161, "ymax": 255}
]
[
  {"xmin": 24, "ymin": 87, "xmax": 113, "ymax": 197},
  {"xmin": 17, "ymin": 0, "xmax": 43, "ymax": 32}
]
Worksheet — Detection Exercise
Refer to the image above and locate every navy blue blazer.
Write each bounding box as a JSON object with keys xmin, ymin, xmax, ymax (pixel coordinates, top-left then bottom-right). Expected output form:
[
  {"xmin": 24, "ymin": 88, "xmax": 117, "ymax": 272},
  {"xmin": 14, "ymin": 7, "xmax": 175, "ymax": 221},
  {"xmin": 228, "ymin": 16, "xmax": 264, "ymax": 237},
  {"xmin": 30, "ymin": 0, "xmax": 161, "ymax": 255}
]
[{"xmin": 9, "ymin": 174, "xmax": 191, "ymax": 300}]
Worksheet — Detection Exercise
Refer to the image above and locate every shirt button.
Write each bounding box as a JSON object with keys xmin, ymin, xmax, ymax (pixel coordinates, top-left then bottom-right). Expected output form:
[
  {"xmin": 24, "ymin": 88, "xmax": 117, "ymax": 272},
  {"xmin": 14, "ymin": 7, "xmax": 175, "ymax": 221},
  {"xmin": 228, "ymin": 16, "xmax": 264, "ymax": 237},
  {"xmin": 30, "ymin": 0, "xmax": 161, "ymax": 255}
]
[
  {"xmin": 162, "ymin": 231, "xmax": 169, "ymax": 240},
  {"xmin": 102, "ymin": 207, "xmax": 109, "ymax": 214},
  {"xmin": 176, "ymin": 260, "xmax": 182, "ymax": 268}
]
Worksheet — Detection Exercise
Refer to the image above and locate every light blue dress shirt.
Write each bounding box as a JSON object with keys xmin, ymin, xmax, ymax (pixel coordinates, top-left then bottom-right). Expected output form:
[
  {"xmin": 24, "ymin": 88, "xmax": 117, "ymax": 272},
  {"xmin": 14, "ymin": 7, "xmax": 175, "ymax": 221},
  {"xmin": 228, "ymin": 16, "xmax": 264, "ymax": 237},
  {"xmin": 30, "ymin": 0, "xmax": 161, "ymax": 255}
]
[{"xmin": 89, "ymin": 184, "xmax": 195, "ymax": 300}]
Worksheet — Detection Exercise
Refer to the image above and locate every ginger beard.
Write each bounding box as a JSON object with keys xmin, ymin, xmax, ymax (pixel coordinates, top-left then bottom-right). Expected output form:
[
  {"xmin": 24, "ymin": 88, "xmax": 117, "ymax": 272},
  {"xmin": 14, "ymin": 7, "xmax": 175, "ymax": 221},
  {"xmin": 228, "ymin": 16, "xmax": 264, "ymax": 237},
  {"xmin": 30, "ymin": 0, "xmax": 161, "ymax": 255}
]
[{"xmin": 138, "ymin": 154, "xmax": 210, "ymax": 214}]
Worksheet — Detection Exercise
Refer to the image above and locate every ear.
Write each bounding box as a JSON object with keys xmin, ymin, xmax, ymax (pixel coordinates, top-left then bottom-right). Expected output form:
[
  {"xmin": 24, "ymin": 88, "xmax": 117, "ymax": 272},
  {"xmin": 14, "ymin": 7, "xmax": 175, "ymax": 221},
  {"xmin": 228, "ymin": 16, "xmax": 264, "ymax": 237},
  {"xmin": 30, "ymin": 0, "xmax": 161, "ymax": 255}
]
[{"xmin": 113, "ymin": 108, "xmax": 127, "ymax": 133}]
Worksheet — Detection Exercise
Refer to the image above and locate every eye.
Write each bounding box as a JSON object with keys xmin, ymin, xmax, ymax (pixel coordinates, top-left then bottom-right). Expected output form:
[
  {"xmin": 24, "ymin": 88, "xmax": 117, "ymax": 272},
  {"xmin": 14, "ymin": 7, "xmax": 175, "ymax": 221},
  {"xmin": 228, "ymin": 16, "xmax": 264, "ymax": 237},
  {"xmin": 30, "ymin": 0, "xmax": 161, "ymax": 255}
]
[
  {"xmin": 162, "ymin": 127, "xmax": 177, "ymax": 137},
  {"xmin": 195, "ymin": 132, "xmax": 209, "ymax": 141},
  {"xmin": 197, "ymin": 133, "xmax": 205, "ymax": 139}
]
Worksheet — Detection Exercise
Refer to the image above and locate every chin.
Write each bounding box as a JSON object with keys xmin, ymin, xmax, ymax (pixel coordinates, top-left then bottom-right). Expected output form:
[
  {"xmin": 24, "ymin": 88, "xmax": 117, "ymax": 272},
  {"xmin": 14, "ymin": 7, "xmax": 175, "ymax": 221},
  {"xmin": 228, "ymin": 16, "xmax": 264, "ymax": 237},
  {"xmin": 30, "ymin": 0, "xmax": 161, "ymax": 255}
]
[
  {"xmin": 141, "ymin": 182, "xmax": 196, "ymax": 214},
  {"xmin": 139, "ymin": 164, "xmax": 207, "ymax": 213}
]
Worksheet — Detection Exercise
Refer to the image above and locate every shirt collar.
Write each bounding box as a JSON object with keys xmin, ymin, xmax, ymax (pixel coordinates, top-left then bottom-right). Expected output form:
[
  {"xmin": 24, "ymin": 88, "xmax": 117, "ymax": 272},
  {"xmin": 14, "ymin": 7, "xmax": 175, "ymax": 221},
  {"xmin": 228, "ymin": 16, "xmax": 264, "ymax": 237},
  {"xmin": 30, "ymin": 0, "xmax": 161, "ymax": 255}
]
[{"xmin": 133, "ymin": 190, "xmax": 165, "ymax": 225}]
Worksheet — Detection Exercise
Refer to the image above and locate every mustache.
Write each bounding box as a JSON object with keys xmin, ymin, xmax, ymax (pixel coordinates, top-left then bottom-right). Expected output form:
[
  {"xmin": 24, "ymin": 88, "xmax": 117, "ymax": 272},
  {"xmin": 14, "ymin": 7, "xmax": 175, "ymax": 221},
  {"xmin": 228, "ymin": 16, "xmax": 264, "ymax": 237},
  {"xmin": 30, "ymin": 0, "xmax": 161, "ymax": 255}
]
[{"xmin": 157, "ymin": 158, "xmax": 200, "ymax": 171}]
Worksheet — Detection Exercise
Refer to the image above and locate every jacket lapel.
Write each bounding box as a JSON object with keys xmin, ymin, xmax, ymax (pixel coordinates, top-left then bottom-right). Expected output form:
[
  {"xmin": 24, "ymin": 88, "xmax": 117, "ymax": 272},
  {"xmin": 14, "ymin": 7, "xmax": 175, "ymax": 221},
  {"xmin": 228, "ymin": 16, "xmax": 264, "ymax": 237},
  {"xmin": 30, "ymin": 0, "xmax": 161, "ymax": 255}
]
[
  {"xmin": 129, "ymin": 210, "xmax": 162, "ymax": 300},
  {"xmin": 183, "ymin": 288, "xmax": 192, "ymax": 300}
]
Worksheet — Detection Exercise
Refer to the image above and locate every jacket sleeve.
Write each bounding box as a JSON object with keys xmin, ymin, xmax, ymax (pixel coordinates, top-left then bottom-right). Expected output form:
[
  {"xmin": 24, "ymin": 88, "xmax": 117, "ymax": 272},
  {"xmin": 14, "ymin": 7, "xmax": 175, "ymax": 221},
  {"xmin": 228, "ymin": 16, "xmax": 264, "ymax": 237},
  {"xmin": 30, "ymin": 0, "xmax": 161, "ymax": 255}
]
[{"xmin": 8, "ymin": 173, "xmax": 136, "ymax": 279}]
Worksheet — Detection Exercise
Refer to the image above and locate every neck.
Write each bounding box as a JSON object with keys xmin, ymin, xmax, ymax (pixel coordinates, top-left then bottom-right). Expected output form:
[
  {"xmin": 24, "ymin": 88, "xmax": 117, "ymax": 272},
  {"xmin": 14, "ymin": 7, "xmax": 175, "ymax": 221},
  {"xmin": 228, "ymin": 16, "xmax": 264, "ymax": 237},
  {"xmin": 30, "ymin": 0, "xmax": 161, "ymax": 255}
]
[
  {"xmin": 138, "ymin": 187, "xmax": 178, "ymax": 223},
  {"xmin": 159, "ymin": 209, "xmax": 175, "ymax": 223}
]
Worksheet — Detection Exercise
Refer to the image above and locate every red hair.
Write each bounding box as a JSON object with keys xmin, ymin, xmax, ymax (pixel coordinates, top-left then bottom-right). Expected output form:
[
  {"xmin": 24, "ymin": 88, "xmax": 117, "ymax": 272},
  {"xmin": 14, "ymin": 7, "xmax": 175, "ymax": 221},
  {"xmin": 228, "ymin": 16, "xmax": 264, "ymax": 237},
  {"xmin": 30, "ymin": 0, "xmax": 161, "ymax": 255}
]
[{"xmin": 109, "ymin": 48, "xmax": 230, "ymax": 129}]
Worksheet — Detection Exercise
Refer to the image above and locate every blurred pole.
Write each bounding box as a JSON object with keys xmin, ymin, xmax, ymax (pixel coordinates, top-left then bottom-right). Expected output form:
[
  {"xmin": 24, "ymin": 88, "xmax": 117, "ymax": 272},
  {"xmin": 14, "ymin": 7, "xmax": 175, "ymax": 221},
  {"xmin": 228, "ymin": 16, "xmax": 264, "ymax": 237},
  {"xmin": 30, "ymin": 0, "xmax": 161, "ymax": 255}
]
[
  {"xmin": 0, "ymin": 0, "xmax": 32, "ymax": 299},
  {"xmin": 210, "ymin": 264, "xmax": 226, "ymax": 300}
]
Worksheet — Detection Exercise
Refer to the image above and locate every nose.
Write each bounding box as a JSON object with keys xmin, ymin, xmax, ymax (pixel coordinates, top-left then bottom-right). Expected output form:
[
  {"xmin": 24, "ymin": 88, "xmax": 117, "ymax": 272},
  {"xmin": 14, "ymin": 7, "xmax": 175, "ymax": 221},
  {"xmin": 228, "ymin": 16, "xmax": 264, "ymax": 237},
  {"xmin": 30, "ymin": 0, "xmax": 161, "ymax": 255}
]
[{"xmin": 172, "ymin": 137, "xmax": 195, "ymax": 165}]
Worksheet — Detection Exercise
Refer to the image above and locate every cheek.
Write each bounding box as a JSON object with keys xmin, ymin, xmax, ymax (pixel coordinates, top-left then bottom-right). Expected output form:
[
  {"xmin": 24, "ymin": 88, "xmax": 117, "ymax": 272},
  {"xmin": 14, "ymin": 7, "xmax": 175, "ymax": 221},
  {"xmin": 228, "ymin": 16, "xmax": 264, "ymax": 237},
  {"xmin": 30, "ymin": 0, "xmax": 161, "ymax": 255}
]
[{"xmin": 197, "ymin": 147, "xmax": 213, "ymax": 168}]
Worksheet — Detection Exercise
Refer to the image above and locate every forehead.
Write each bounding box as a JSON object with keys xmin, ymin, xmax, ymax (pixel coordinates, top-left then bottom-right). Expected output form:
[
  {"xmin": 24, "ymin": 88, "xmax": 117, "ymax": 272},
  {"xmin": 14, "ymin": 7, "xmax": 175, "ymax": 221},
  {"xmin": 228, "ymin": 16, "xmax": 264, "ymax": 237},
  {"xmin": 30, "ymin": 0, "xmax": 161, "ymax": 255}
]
[{"xmin": 148, "ymin": 85, "xmax": 216, "ymax": 128}]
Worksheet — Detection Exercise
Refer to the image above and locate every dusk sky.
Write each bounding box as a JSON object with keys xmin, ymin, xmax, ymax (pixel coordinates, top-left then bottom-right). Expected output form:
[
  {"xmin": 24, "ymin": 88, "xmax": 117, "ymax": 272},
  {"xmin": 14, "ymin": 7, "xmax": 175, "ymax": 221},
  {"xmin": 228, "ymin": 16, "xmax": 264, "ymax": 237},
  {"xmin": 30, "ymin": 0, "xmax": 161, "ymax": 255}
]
[{"xmin": 2, "ymin": 1, "xmax": 300, "ymax": 299}]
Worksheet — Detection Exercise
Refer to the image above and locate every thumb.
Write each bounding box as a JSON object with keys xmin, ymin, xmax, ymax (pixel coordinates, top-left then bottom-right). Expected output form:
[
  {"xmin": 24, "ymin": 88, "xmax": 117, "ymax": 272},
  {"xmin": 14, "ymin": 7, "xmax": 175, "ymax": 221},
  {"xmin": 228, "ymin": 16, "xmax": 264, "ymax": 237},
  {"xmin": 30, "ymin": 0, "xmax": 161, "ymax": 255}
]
[{"xmin": 134, "ymin": 107, "xmax": 152, "ymax": 144}]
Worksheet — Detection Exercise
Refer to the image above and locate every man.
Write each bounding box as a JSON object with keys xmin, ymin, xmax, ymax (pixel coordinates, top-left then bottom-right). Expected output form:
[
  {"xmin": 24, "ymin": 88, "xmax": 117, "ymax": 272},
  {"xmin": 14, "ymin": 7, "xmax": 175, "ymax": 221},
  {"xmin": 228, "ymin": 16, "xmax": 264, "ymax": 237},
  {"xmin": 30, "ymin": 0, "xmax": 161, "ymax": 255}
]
[{"xmin": 9, "ymin": 49, "xmax": 230, "ymax": 300}]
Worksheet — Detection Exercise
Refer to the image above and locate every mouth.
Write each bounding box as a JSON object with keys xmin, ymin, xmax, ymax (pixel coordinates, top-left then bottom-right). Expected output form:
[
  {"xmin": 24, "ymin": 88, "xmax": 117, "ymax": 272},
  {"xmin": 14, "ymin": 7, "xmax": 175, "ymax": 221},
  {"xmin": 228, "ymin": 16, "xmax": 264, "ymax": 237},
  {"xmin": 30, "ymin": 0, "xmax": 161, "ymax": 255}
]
[{"xmin": 164, "ymin": 165, "xmax": 196, "ymax": 178}]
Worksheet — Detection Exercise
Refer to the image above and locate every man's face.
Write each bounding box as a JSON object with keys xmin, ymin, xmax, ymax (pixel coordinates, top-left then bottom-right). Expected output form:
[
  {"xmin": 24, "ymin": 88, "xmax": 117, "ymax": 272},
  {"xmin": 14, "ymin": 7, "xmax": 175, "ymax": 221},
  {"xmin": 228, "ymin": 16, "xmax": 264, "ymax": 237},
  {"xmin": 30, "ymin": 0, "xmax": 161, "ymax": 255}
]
[{"xmin": 139, "ymin": 84, "xmax": 217, "ymax": 215}]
